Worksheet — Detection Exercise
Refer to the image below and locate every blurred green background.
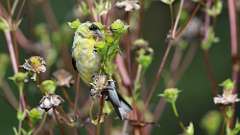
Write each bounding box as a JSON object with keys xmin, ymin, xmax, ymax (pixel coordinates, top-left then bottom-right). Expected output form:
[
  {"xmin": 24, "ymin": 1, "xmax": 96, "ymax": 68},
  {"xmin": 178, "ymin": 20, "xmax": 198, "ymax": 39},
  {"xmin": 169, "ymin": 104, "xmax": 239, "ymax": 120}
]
[{"xmin": 0, "ymin": 0, "xmax": 234, "ymax": 134}]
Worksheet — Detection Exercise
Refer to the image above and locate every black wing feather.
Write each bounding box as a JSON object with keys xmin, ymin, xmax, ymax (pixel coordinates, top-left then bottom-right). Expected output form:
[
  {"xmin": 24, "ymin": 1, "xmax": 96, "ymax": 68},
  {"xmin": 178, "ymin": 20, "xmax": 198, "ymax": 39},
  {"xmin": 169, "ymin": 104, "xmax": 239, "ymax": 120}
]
[{"xmin": 72, "ymin": 58, "xmax": 77, "ymax": 71}]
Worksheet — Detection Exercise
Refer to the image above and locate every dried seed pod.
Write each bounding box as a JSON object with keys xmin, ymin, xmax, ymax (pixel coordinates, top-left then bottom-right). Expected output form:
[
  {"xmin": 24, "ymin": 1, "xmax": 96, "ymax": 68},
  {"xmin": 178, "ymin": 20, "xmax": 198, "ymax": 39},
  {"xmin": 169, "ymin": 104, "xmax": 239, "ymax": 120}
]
[
  {"xmin": 53, "ymin": 69, "xmax": 74, "ymax": 87},
  {"xmin": 39, "ymin": 94, "xmax": 64, "ymax": 111}
]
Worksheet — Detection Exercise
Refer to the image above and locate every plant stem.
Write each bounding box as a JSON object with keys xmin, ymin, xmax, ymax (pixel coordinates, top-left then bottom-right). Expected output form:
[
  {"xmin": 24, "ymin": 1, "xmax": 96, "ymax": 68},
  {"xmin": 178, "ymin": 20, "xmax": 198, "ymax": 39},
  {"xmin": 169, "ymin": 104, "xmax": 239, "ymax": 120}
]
[
  {"xmin": 136, "ymin": 0, "xmax": 144, "ymax": 37},
  {"xmin": 144, "ymin": 41, "xmax": 172, "ymax": 107},
  {"xmin": 227, "ymin": 0, "xmax": 238, "ymax": 58},
  {"xmin": 133, "ymin": 65, "xmax": 143, "ymax": 99},
  {"xmin": 62, "ymin": 87, "xmax": 74, "ymax": 108},
  {"xmin": 124, "ymin": 12, "xmax": 132, "ymax": 79},
  {"xmin": 116, "ymin": 54, "xmax": 131, "ymax": 90},
  {"xmin": 171, "ymin": 102, "xmax": 186, "ymax": 131},
  {"xmin": 169, "ymin": 4, "xmax": 174, "ymax": 29},
  {"xmin": 227, "ymin": 0, "xmax": 239, "ymax": 129},
  {"xmin": 74, "ymin": 75, "xmax": 80, "ymax": 115},
  {"xmin": 0, "ymin": 80, "xmax": 18, "ymax": 110},
  {"xmin": 33, "ymin": 113, "xmax": 47, "ymax": 135},
  {"xmin": 4, "ymin": 30, "xmax": 18, "ymax": 74},
  {"xmin": 97, "ymin": 96, "xmax": 104, "ymax": 135},
  {"xmin": 17, "ymin": 85, "xmax": 25, "ymax": 135},
  {"xmin": 144, "ymin": 0, "xmax": 185, "ymax": 108},
  {"xmin": 171, "ymin": 102, "xmax": 179, "ymax": 117},
  {"xmin": 172, "ymin": 0, "xmax": 184, "ymax": 39},
  {"xmin": 175, "ymin": 3, "xmax": 200, "ymax": 38},
  {"xmin": 40, "ymin": 0, "xmax": 59, "ymax": 31},
  {"xmin": 203, "ymin": 51, "xmax": 218, "ymax": 96},
  {"xmin": 10, "ymin": 0, "xmax": 19, "ymax": 16}
]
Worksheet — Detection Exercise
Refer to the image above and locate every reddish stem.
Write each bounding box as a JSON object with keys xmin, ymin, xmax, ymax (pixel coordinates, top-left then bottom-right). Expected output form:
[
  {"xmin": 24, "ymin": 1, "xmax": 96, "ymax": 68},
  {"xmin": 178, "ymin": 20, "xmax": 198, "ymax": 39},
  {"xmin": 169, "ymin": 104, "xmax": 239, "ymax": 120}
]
[
  {"xmin": 4, "ymin": 30, "xmax": 18, "ymax": 73},
  {"xmin": 74, "ymin": 75, "xmax": 80, "ymax": 115},
  {"xmin": 40, "ymin": 0, "xmax": 59, "ymax": 31},
  {"xmin": 227, "ymin": 0, "xmax": 238, "ymax": 58},
  {"xmin": 116, "ymin": 54, "xmax": 132, "ymax": 88},
  {"xmin": 227, "ymin": 0, "xmax": 239, "ymax": 128},
  {"xmin": 144, "ymin": 41, "xmax": 172, "ymax": 107}
]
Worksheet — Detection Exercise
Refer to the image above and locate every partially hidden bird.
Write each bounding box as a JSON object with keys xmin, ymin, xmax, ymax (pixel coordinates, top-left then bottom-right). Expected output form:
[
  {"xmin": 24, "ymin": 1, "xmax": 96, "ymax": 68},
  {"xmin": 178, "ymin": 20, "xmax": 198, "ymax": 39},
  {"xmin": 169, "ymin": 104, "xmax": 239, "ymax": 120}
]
[{"xmin": 71, "ymin": 20, "xmax": 132, "ymax": 120}]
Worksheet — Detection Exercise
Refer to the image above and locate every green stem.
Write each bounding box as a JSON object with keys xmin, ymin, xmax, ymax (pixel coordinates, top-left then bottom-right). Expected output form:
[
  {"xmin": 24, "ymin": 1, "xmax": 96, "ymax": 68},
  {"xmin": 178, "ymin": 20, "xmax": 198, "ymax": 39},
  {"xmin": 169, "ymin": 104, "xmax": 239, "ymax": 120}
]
[
  {"xmin": 133, "ymin": 65, "xmax": 143, "ymax": 100},
  {"xmin": 225, "ymin": 106, "xmax": 234, "ymax": 134},
  {"xmin": 18, "ymin": 85, "xmax": 25, "ymax": 135},
  {"xmin": 89, "ymin": 101, "xmax": 94, "ymax": 122},
  {"xmin": 171, "ymin": 102, "xmax": 179, "ymax": 117},
  {"xmin": 171, "ymin": 102, "xmax": 186, "ymax": 132}
]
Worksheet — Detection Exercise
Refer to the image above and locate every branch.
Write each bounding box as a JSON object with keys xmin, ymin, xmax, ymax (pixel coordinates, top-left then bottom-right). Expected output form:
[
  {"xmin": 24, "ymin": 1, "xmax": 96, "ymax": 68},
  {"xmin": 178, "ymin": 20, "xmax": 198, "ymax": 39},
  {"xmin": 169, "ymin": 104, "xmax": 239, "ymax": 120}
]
[
  {"xmin": 227, "ymin": 0, "xmax": 239, "ymax": 129},
  {"xmin": 144, "ymin": 0, "xmax": 185, "ymax": 108}
]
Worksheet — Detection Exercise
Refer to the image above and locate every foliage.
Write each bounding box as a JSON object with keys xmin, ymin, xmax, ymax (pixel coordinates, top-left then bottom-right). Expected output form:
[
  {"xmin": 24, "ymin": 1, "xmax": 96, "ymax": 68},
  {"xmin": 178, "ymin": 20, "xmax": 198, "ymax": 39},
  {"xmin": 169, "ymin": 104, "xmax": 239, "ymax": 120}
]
[{"xmin": 0, "ymin": 0, "xmax": 238, "ymax": 135}]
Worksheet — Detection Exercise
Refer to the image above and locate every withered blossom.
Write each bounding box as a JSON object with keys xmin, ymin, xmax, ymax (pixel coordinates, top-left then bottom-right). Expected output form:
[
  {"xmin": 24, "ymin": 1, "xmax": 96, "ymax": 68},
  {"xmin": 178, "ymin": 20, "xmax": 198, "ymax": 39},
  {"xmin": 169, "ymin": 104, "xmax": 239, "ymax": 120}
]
[
  {"xmin": 213, "ymin": 91, "xmax": 240, "ymax": 105},
  {"xmin": 39, "ymin": 94, "xmax": 64, "ymax": 112},
  {"xmin": 90, "ymin": 74, "xmax": 108, "ymax": 97},
  {"xmin": 53, "ymin": 69, "xmax": 74, "ymax": 87},
  {"xmin": 116, "ymin": 0, "xmax": 140, "ymax": 12},
  {"xmin": 21, "ymin": 56, "xmax": 46, "ymax": 74}
]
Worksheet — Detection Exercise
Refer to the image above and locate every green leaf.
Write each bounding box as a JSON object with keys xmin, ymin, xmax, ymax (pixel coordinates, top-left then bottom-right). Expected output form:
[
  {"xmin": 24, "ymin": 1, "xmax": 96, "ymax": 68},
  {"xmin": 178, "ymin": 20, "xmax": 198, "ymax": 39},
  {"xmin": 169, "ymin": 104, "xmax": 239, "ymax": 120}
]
[
  {"xmin": 68, "ymin": 19, "xmax": 81, "ymax": 29},
  {"xmin": 40, "ymin": 80, "xmax": 57, "ymax": 94}
]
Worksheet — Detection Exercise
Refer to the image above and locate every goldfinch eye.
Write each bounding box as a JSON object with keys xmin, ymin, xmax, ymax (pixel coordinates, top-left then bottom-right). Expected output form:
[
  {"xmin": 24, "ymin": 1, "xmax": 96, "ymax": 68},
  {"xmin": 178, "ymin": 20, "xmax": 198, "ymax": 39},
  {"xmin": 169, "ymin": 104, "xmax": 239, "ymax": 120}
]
[{"xmin": 89, "ymin": 24, "xmax": 99, "ymax": 31}]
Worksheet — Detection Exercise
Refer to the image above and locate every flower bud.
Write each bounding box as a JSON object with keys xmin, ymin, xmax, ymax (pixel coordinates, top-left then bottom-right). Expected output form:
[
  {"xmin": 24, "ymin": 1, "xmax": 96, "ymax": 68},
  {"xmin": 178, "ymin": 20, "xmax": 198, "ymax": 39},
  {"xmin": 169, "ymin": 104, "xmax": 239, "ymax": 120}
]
[
  {"xmin": 9, "ymin": 72, "xmax": 28, "ymax": 88},
  {"xmin": 40, "ymin": 80, "xmax": 57, "ymax": 94},
  {"xmin": 159, "ymin": 88, "xmax": 180, "ymax": 103},
  {"xmin": 110, "ymin": 19, "xmax": 128, "ymax": 34}
]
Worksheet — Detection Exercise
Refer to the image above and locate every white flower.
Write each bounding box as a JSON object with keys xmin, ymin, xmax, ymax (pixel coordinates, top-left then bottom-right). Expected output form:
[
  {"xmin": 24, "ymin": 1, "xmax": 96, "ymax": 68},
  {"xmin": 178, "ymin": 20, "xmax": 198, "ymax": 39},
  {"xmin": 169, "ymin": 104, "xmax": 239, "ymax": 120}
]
[
  {"xmin": 116, "ymin": 0, "xmax": 140, "ymax": 12},
  {"xmin": 213, "ymin": 92, "xmax": 240, "ymax": 105}
]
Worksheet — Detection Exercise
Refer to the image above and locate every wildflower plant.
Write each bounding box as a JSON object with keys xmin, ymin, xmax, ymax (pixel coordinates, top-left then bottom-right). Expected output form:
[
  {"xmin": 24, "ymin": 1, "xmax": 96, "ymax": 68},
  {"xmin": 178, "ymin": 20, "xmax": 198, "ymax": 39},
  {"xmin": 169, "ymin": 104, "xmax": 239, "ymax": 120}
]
[{"xmin": 0, "ymin": 0, "xmax": 239, "ymax": 135}]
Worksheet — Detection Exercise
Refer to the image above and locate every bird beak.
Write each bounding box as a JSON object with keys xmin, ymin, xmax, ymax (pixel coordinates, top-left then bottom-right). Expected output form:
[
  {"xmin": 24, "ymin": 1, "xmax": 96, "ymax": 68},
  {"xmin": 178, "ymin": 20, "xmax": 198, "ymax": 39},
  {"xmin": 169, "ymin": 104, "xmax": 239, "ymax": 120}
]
[{"xmin": 93, "ymin": 29, "xmax": 103, "ymax": 39}]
